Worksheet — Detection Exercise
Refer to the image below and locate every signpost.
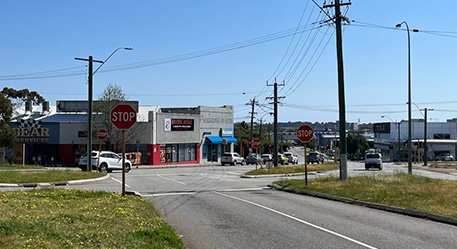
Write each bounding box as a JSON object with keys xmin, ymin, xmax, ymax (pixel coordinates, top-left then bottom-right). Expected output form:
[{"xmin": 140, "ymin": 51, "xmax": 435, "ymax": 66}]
[
  {"xmin": 96, "ymin": 129, "xmax": 107, "ymax": 171},
  {"xmin": 297, "ymin": 125, "xmax": 314, "ymax": 185},
  {"xmin": 252, "ymin": 139, "xmax": 261, "ymax": 170},
  {"xmin": 110, "ymin": 104, "xmax": 137, "ymax": 196}
]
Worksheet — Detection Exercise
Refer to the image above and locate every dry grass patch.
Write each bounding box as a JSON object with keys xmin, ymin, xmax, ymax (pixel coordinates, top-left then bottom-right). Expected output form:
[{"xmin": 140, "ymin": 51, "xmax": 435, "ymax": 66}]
[
  {"xmin": 275, "ymin": 173, "xmax": 457, "ymax": 218},
  {"xmin": 245, "ymin": 162, "xmax": 339, "ymax": 175}
]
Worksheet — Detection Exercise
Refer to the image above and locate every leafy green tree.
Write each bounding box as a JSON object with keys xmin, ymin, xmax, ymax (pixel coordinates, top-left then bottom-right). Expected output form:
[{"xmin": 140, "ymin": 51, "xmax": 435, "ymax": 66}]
[
  {"xmin": 347, "ymin": 133, "xmax": 369, "ymax": 154},
  {"xmin": 92, "ymin": 84, "xmax": 143, "ymax": 152},
  {"xmin": 0, "ymin": 92, "xmax": 16, "ymax": 147},
  {"xmin": 1, "ymin": 87, "xmax": 45, "ymax": 105},
  {"xmin": 0, "ymin": 87, "xmax": 46, "ymax": 148}
]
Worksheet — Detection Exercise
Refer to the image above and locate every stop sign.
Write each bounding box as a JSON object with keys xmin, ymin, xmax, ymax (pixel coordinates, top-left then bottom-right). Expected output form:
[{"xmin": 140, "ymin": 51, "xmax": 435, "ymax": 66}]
[
  {"xmin": 110, "ymin": 104, "xmax": 137, "ymax": 130},
  {"xmin": 297, "ymin": 125, "xmax": 314, "ymax": 142},
  {"xmin": 252, "ymin": 139, "xmax": 261, "ymax": 148},
  {"xmin": 97, "ymin": 129, "xmax": 107, "ymax": 140}
]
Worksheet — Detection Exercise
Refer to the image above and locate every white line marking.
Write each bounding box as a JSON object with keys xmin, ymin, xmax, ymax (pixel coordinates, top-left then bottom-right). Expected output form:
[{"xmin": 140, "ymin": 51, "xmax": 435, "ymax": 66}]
[
  {"xmin": 214, "ymin": 192, "xmax": 378, "ymax": 249},
  {"xmin": 143, "ymin": 192, "xmax": 198, "ymax": 197},
  {"xmin": 111, "ymin": 178, "xmax": 131, "ymax": 188},
  {"xmin": 200, "ymin": 173, "xmax": 240, "ymax": 182},
  {"xmin": 225, "ymin": 172, "xmax": 241, "ymax": 175},
  {"xmin": 157, "ymin": 174, "xmax": 187, "ymax": 185}
]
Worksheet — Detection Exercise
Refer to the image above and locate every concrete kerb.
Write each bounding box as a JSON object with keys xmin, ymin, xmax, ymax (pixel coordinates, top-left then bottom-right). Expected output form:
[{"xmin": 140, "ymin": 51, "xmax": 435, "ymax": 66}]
[
  {"xmin": 269, "ymin": 183, "xmax": 457, "ymax": 227},
  {"xmin": 241, "ymin": 172, "xmax": 316, "ymax": 178},
  {"xmin": 0, "ymin": 174, "xmax": 111, "ymax": 188}
]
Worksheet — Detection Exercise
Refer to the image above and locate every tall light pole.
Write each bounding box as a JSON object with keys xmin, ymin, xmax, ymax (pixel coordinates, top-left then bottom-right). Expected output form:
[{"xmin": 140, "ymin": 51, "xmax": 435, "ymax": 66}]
[
  {"xmin": 396, "ymin": 22, "xmax": 418, "ymax": 174},
  {"xmin": 382, "ymin": 115, "xmax": 400, "ymax": 162},
  {"xmin": 75, "ymin": 47, "xmax": 133, "ymax": 171},
  {"xmin": 420, "ymin": 108, "xmax": 434, "ymax": 166}
]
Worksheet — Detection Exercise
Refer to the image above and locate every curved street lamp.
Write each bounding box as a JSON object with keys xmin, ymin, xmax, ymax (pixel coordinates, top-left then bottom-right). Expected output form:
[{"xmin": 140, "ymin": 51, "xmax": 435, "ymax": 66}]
[
  {"xmin": 75, "ymin": 47, "xmax": 133, "ymax": 171},
  {"xmin": 395, "ymin": 21, "xmax": 416, "ymax": 174},
  {"xmin": 381, "ymin": 115, "xmax": 400, "ymax": 162}
]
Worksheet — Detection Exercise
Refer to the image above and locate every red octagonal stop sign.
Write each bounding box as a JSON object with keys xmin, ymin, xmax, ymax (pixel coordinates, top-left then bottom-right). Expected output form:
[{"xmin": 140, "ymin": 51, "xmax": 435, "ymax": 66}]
[
  {"xmin": 97, "ymin": 129, "xmax": 107, "ymax": 140},
  {"xmin": 296, "ymin": 125, "xmax": 314, "ymax": 142},
  {"xmin": 252, "ymin": 139, "xmax": 261, "ymax": 148},
  {"xmin": 110, "ymin": 104, "xmax": 137, "ymax": 130}
]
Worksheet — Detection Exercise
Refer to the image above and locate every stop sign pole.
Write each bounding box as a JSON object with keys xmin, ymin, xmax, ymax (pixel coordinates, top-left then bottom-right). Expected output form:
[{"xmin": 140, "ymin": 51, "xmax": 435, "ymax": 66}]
[
  {"xmin": 252, "ymin": 139, "xmax": 261, "ymax": 170},
  {"xmin": 96, "ymin": 129, "xmax": 107, "ymax": 171},
  {"xmin": 110, "ymin": 104, "xmax": 137, "ymax": 196},
  {"xmin": 297, "ymin": 125, "xmax": 314, "ymax": 185}
]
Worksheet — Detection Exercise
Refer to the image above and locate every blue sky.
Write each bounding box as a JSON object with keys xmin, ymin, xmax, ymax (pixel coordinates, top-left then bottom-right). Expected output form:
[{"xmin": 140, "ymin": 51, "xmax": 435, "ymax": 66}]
[{"xmin": 1, "ymin": 1, "xmax": 456, "ymax": 124}]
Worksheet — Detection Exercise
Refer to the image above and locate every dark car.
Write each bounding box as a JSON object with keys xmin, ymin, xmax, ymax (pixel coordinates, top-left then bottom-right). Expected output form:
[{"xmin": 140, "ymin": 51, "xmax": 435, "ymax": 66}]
[
  {"xmin": 246, "ymin": 154, "xmax": 264, "ymax": 165},
  {"xmin": 307, "ymin": 152, "xmax": 324, "ymax": 164}
]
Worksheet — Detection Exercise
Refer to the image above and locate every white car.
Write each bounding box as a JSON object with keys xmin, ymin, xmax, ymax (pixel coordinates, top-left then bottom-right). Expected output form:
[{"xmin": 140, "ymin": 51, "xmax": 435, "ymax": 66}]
[
  {"xmin": 221, "ymin": 153, "xmax": 245, "ymax": 166},
  {"xmin": 283, "ymin": 152, "xmax": 298, "ymax": 164},
  {"xmin": 79, "ymin": 151, "xmax": 131, "ymax": 173}
]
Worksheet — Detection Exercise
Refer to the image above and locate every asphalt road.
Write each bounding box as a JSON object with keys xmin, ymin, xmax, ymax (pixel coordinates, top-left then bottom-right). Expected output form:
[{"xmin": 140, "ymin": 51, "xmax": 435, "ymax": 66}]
[{"xmin": 65, "ymin": 164, "xmax": 457, "ymax": 249}]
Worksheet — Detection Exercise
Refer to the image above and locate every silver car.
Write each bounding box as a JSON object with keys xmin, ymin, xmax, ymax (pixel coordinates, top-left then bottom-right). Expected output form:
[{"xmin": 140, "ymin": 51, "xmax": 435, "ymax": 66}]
[
  {"xmin": 221, "ymin": 153, "xmax": 245, "ymax": 166},
  {"xmin": 79, "ymin": 151, "xmax": 131, "ymax": 173}
]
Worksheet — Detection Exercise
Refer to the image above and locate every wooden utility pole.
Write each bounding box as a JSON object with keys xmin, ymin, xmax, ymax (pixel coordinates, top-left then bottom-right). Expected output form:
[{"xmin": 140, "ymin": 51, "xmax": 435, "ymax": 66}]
[
  {"xmin": 323, "ymin": 0, "xmax": 351, "ymax": 180},
  {"xmin": 266, "ymin": 79, "xmax": 285, "ymax": 167}
]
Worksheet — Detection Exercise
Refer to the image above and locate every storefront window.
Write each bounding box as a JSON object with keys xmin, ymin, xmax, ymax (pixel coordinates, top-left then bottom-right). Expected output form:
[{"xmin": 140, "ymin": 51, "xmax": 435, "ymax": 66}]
[{"xmin": 160, "ymin": 143, "xmax": 196, "ymax": 163}]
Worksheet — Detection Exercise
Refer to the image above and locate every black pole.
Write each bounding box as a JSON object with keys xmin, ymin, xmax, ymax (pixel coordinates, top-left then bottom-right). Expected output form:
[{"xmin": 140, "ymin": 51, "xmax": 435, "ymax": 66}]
[
  {"xmin": 424, "ymin": 108, "xmax": 428, "ymax": 166},
  {"xmin": 335, "ymin": 1, "xmax": 348, "ymax": 180}
]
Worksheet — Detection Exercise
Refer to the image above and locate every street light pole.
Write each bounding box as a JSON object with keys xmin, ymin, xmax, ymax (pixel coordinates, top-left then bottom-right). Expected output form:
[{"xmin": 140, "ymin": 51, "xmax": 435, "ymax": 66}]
[
  {"xmin": 75, "ymin": 47, "xmax": 132, "ymax": 171},
  {"xmin": 381, "ymin": 115, "xmax": 400, "ymax": 162},
  {"xmin": 421, "ymin": 108, "xmax": 434, "ymax": 166},
  {"xmin": 396, "ymin": 21, "xmax": 418, "ymax": 174}
]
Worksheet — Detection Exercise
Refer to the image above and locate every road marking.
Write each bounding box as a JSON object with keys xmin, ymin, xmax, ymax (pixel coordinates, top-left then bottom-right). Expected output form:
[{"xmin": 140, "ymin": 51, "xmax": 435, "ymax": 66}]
[
  {"xmin": 200, "ymin": 173, "xmax": 240, "ymax": 182},
  {"xmin": 141, "ymin": 187, "xmax": 268, "ymax": 197},
  {"xmin": 143, "ymin": 192, "xmax": 198, "ymax": 197},
  {"xmin": 111, "ymin": 178, "xmax": 131, "ymax": 188},
  {"xmin": 157, "ymin": 174, "xmax": 187, "ymax": 185},
  {"xmin": 214, "ymin": 191, "xmax": 378, "ymax": 249}
]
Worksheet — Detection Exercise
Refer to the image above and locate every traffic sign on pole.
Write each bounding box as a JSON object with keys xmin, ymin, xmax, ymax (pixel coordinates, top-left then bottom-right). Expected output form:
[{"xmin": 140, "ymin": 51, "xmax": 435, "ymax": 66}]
[
  {"xmin": 296, "ymin": 125, "xmax": 314, "ymax": 142},
  {"xmin": 110, "ymin": 104, "xmax": 137, "ymax": 130},
  {"xmin": 252, "ymin": 139, "xmax": 261, "ymax": 148},
  {"xmin": 97, "ymin": 129, "xmax": 107, "ymax": 140},
  {"xmin": 110, "ymin": 104, "xmax": 137, "ymax": 196}
]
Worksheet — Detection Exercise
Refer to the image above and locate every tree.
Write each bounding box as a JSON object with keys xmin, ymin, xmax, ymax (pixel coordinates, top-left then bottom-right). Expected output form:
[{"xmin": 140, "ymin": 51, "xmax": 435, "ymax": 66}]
[
  {"xmin": 0, "ymin": 92, "xmax": 16, "ymax": 147},
  {"xmin": 2, "ymin": 87, "xmax": 45, "ymax": 105},
  {"xmin": 92, "ymin": 84, "xmax": 143, "ymax": 152},
  {"xmin": 347, "ymin": 133, "xmax": 369, "ymax": 155},
  {"xmin": 0, "ymin": 87, "xmax": 46, "ymax": 148}
]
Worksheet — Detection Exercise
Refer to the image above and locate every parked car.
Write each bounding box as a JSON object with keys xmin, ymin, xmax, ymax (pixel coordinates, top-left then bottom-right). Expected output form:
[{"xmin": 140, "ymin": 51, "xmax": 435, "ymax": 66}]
[
  {"xmin": 79, "ymin": 151, "xmax": 132, "ymax": 173},
  {"xmin": 283, "ymin": 152, "xmax": 298, "ymax": 164},
  {"xmin": 307, "ymin": 152, "xmax": 324, "ymax": 164},
  {"xmin": 434, "ymin": 154, "xmax": 454, "ymax": 161},
  {"xmin": 261, "ymin": 154, "xmax": 273, "ymax": 162},
  {"xmin": 221, "ymin": 152, "xmax": 245, "ymax": 166},
  {"xmin": 277, "ymin": 154, "xmax": 289, "ymax": 165},
  {"xmin": 246, "ymin": 154, "xmax": 264, "ymax": 165},
  {"xmin": 365, "ymin": 153, "xmax": 383, "ymax": 170}
]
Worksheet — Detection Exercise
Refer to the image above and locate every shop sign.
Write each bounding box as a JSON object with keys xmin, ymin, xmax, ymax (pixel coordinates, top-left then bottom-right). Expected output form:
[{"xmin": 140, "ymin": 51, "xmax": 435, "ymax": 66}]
[
  {"xmin": 374, "ymin": 122, "xmax": 391, "ymax": 134},
  {"xmin": 220, "ymin": 128, "xmax": 233, "ymax": 137},
  {"xmin": 12, "ymin": 127, "xmax": 50, "ymax": 143},
  {"xmin": 171, "ymin": 119, "xmax": 194, "ymax": 131},
  {"xmin": 78, "ymin": 131, "xmax": 87, "ymax": 137}
]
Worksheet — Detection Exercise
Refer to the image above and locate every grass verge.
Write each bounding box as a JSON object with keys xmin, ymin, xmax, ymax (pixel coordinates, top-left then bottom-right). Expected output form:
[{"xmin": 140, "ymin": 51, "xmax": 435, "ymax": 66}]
[
  {"xmin": 0, "ymin": 164, "xmax": 45, "ymax": 170},
  {"xmin": 0, "ymin": 170, "xmax": 106, "ymax": 184},
  {"xmin": 0, "ymin": 188, "xmax": 184, "ymax": 248},
  {"xmin": 245, "ymin": 162, "xmax": 339, "ymax": 175},
  {"xmin": 274, "ymin": 173, "xmax": 457, "ymax": 218}
]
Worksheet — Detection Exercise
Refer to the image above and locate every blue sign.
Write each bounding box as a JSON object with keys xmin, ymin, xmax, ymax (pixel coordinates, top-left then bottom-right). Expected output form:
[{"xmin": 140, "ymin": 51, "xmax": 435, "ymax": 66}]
[{"xmin": 136, "ymin": 140, "xmax": 140, "ymax": 149}]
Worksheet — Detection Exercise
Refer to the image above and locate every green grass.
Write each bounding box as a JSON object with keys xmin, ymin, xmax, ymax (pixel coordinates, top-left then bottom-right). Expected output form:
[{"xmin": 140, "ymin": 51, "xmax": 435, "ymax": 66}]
[
  {"xmin": 0, "ymin": 170, "xmax": 106, "ymax": 184},
  {"xmin": 245, "ymin": 162, "xmax": 339, "ymax": 175},
  {"xmin": 274, "ymin": 173, "xmax": 457, "ymax": 218},
  {"xmin": 0, "ymin": 164, "xmax": 45, "ymax": 170},
  {"xmin": 0, "ymin": 188, "xmax": 184, "ymax": 248}
]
